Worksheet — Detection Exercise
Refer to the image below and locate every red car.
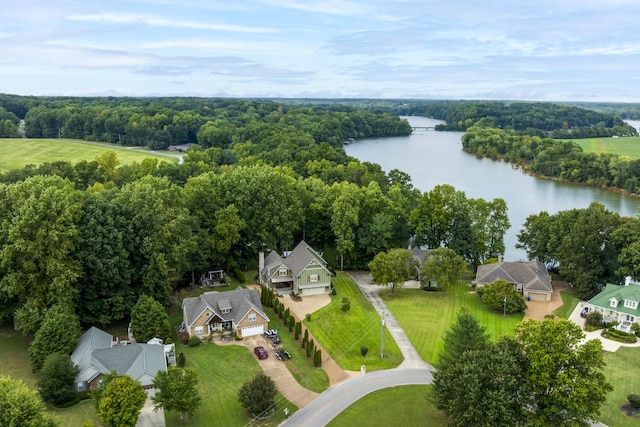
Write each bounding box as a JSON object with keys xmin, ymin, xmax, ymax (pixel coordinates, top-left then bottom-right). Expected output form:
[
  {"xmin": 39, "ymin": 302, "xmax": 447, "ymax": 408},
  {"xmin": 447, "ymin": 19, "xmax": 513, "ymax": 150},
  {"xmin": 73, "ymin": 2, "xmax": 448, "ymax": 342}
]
[{"xmin": 254, "ymin": 346, "xmax": 268, "ymax": 360}]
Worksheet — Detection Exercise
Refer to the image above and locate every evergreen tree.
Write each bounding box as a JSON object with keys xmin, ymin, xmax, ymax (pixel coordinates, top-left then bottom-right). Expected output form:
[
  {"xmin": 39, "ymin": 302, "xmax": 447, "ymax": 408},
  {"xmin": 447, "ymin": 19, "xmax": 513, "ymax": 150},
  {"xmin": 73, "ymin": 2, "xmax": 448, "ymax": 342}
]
[
  {"xmin": 29, "ymin": 304, "xmax": 81, "ymax": 372},
  {"xmin": 438, "ymin": 312, "xmax": 489, "ymax": 370},
  {"xmin": 38, "ymin": 353, "xmax": 79, "ymax": 406},
  {"xmin": 130, "ymin": 294, "xmax": 171, "ymax": 342},
  {"xmin": 238, "ymin": 373, "xmax": 278, "ymax": 416}
]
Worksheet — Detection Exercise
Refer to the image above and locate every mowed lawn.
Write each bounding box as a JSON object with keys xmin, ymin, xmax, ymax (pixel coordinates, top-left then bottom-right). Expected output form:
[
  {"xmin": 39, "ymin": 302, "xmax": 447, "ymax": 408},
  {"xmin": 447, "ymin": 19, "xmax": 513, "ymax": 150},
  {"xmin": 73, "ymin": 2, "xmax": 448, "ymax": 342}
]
[
  {"xmin": 600, "ymin": 347, "xmax": 640, "ymax": 427},
  {"xmin": 0, "ymin": 138, "xmax": 178, "ymax": 172},
  {"xmin": 382, "ymin": 283, "xmax": 523, "ymax": 366},
  {"xmin": 326, "ymin": 385, "xmax": 450, "ymax": 427},
  {"xmin": 573, "ymin": 136, "xmax": 640, "ymax": 158},
  {"xmin": 305, "ymin": 272, "xmax": 403, "ymax": 371}
]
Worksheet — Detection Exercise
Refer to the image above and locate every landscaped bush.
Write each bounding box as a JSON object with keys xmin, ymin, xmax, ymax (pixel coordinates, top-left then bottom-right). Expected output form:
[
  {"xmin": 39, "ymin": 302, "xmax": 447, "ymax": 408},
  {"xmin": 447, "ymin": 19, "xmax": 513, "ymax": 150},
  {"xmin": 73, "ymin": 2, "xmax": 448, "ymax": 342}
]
[
  {"xmin": 360, "ymin": 345, "xmax": 369, "ymax": 357},
  {"xmin": 177, "ymin": 351, "xmax": 186, "ymax": 368},
  {"xmin": 601, "ymin": 328, "xmax": 637, "ymax": 343},
  {"xmin": 188, "ymin": 335, "xmax": 201, "ymax": 347},
  {"xmin": 586, "ymin": 312, "xmax": 604, "ymax": 329},
  {"xmin": 632, "ymin": 322, "xmax": 640, "ymax": 337},
  {"xmin": 179, "ymin": 331, "xmax": 190, "ymax": 345},
  {"xmin": 628, "ymin": 393, "xmax": 640, "ymax": 409},
  {"xmin": 233, "ymin": 267, "xmax": 245, "ymax": 283},
  {"xmin": 476, "ymin": 287, "xmax": 484, "ymax": 298}
]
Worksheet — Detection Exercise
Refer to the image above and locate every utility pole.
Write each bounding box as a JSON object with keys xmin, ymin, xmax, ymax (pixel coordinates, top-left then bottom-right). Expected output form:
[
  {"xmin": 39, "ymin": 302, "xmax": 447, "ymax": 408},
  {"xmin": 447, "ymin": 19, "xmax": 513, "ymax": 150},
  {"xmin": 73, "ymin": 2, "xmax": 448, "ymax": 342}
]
[
  {"xmin": 380, "ymin": 312, "xmax": 385, "ymax": 358},
  {"xmin": 503, "ymin": 296, "xmax": 507, "ymax": 318}
]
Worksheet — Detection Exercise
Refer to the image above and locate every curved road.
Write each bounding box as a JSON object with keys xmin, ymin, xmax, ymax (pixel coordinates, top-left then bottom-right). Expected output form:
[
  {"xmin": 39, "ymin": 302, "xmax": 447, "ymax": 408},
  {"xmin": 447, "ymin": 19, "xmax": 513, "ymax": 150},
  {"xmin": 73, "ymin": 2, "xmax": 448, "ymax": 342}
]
[{"xmin": 283, "ymin": 369, "xmax": 433, "ymax": 426}]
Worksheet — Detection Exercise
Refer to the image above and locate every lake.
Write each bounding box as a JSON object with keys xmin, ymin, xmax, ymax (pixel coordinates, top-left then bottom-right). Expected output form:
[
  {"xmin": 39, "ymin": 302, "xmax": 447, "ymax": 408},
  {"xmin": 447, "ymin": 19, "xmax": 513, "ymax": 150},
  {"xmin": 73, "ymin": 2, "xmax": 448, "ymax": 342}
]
[{"xmin": 345, "ymin": 116, "xmax": 640, "ymax": 261}]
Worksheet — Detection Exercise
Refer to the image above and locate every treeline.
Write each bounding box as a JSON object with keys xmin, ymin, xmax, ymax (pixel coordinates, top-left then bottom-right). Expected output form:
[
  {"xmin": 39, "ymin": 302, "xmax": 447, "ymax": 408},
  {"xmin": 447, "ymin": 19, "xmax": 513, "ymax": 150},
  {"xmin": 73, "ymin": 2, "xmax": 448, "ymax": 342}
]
[
  {"xmin": 462, "ymin": 126, "xmax": 640, "ymax": 194},
  {"xmin": 517, "ymin": 202, "xmax": 640, "ymax": 299},
  {"xmin": 0, "ymin": 94, "xmax": 412, "ymax": 149}
]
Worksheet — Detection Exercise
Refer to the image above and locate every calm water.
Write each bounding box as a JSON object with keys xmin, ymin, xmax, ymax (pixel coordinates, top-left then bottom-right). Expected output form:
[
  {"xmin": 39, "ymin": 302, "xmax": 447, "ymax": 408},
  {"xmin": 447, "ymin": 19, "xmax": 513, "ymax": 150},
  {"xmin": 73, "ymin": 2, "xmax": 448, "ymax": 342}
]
[{"xmin": 345, "ymin": 116, "xmax": 640, "ymax": 261}]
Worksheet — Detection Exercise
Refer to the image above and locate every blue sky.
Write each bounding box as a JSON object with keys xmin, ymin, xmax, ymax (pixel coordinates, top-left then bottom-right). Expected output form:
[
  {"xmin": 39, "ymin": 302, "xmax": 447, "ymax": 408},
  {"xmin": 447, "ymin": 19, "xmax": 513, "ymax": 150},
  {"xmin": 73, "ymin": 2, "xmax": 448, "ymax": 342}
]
[{"xmin": 3, "ymin": 0, "xmax": 640, "ymax": 101}]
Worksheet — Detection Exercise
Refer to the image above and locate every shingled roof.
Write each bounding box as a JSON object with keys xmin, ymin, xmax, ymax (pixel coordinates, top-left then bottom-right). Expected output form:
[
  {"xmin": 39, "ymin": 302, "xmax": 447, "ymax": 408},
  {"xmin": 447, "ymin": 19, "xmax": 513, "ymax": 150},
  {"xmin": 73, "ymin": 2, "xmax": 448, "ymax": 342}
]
[
  {"xmin": 262, "ymin": 240, "xmax": 328, "ymax": 279},
  {"xmin": 475, "ymin": 260, "xmax": 552, "ymax": 293},
  {"xmin": 71, "ymin": 327, "xmax": 167, "ymax": 387},
  {"xmin": 182, "ymin": 287, "xmax": 268, "ymax": 328}
]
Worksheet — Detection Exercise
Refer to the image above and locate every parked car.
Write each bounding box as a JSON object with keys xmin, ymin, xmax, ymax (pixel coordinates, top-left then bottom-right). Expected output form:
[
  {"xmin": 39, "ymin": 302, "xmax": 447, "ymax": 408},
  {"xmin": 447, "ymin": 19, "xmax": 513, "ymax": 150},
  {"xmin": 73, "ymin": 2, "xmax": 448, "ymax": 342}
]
[
  {"xmin": 580, "ymin": 307, "xmax": 589, "ymax": 318},
  {"xmin": 272, "ymin": 336, "xmax": 281, "ymax": 345},
  {"xmin": 276, "ymin": 348, "xmax": 291, "ymax": 361},
  {"xmin": 254, "ymin": 346, "xmax": 268, "ymax": 359},
  {"xmin": 264, "ymin": 329, "xmax": 278, "ymax": 338}
]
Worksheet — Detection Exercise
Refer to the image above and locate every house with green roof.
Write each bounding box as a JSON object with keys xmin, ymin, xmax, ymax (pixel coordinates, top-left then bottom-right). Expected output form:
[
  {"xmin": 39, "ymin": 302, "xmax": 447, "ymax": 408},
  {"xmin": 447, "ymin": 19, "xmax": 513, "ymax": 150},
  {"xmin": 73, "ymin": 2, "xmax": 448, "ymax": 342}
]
[
  {"xmin": 585, "ymin": 277, "xmax": 640, "ymax": 333},
  {"xmin": 259, "ymin": 240, "xmax": 332, "ymax": 296}
]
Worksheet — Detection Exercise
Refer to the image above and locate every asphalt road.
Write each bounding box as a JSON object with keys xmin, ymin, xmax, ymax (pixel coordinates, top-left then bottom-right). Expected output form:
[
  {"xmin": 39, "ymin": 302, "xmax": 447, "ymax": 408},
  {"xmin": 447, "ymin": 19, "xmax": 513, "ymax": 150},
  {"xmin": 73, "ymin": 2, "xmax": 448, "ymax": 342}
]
[{"xmin": 282, "ymin": 369, "xmax": 433, "ymax": 427}]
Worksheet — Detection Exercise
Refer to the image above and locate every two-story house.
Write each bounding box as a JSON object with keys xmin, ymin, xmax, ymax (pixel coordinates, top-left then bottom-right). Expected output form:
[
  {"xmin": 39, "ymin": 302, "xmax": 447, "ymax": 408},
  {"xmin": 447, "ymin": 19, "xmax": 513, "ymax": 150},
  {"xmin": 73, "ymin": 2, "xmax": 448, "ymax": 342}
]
[
  {"xmin": 259, "ymin": 240, "xmax": 332, "ymax": 296},
  {"xmin": 585, "ymin": 277, "xmax": 640, "ymax": 333}
]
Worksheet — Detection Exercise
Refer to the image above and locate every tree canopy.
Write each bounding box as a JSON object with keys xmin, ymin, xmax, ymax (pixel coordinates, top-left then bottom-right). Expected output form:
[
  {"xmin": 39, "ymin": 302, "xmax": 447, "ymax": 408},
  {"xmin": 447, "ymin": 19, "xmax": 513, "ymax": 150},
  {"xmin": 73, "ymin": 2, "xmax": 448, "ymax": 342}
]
[
  {"xmin": 0, "ymin": 375, "xmax": 59, "ymax": 427},
  {"xmin": 152, "ymin": 367, "xmax": 202, "ymax": 422},
  {"xmin": 96, "ymin": 374, "xmax": 147, "ymax": 427},
  {"xmin": 238, "ymin": 372, "xmax": 278, "ymax": 417},
  {"xmin": 368, "ymin": 248, "xmax": 415, "ymax": 294},
  {"xmin": 37, "ymin": 353, "xmax": 79, "ymax": 406},
  {"xmin": 130, "ymin": 295, "xmax": 172, "ymax": 343}
]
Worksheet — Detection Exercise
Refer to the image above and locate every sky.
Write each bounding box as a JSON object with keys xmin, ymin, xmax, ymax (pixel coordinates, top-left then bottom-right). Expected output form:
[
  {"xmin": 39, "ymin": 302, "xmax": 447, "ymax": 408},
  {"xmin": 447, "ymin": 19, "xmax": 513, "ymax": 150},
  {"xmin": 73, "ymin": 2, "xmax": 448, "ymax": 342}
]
[{"xmin": 3, "ymin": 0, "xmax": 640, "ymax": 101}]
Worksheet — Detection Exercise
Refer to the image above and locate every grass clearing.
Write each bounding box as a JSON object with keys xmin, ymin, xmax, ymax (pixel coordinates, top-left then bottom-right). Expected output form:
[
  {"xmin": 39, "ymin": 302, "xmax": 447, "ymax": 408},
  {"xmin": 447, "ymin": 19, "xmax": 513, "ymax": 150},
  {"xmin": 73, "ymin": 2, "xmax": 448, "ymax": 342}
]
[
  {"xmin": 326, "ymin": 385, "xmax": 450, "ymax": 426},
  {"xmin": 573, "ymin": 136, "xmax": 640, "ymax": 158},
  {"xmin": 553, "ymin": 291, "xmax": 580, "ymax": 319},
  {"xmin": 382, "ymin": 283, "xmax": 523, "ymax": 366},
  {"xmin": 600, "ymin": 347, "xmax": 640, "ymax": 427},
  {"xmin": 0, "ymin": 138, "xmax": 178, "ymax": 172},
  {"xmin": 305, "ymin": 272, "xmax": 403, "ymax": 371}
]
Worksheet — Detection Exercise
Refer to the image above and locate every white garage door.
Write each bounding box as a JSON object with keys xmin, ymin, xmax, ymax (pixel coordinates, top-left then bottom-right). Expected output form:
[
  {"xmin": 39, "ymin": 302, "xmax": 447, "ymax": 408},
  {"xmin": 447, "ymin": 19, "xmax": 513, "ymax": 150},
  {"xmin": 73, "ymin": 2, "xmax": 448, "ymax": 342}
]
[
  {"xmin": 241, "ymin": 325, "xmax": 264, "ymax": 337},
  {"xmin": 528, "ymin": 292, "xmax": 548, "ymax": 302}
]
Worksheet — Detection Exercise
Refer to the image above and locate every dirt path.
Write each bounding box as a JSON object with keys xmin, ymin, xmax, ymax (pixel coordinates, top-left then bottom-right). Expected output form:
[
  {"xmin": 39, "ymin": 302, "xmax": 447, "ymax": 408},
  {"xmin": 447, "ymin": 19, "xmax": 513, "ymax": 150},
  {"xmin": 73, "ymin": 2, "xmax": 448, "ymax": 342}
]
[{"xmin": 523, "ymin": 280, "xmax": 571, "ymax": 321}]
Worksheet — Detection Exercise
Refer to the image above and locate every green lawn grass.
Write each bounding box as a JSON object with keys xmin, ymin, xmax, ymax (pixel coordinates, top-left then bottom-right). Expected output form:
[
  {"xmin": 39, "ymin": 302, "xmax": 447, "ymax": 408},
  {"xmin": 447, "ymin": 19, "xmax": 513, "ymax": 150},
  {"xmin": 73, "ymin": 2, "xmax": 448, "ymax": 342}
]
[
  {"xmin": 326, "ymin": 385, "xmax": 450, "ymax": 427},
  {"xmin": 165, "ymin": 343, "xmax": 296, "ymax": 427},
  {"xmin": 304, "ymin": 272, "xmax": 403, "ymax": 371},
  {"xmin": 553, "ymin": 291, "xmax": 580, "ymax": 319},
  {"xmin": 382, "ymin": 283, "xmax": 523, "ymax": 366},
  {"xmin": 263, "ymin": 307, "xmax": 330, "ymax": 393},
  {"xmin": 0, "ymin": 138, "xmax": 178, "ymax": 172},
  {"xmin": 573, "ymin": 136, "xmax": 640, "ymax": 158},
  {"xmin": 600, "ymin": 347, "xmax": 640, "ymax": 427}
]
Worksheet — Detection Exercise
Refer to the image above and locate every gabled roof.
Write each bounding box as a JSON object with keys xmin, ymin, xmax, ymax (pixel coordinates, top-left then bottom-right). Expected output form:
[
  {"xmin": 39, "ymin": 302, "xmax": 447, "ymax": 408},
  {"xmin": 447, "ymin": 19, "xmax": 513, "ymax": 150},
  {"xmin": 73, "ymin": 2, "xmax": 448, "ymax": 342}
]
[
  {"xmin": 588, "ymin": 283, "xmax": 640, "ymax": 315},
  {"xmin": 261, "ymin": 240, "xmax": 329, "ymax": 279},
  {"xmin": 182, "ymin": 287, "xmax": 269, "ymax": 328},
  {"xmin": 475, "ymin": 261, "xmax": 552, "ymax": 293},
  {"xmin": 71, "ymin": 327, "xmax": 167, "ymax": 387}
]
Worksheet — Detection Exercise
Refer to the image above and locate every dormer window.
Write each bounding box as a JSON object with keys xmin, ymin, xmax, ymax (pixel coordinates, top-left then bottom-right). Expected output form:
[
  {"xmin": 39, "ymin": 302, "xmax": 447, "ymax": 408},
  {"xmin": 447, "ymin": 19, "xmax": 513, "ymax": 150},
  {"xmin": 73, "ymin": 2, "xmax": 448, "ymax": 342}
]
[
  {"xmin": 624, "ymin": 299, "xmax": 638, "ymax": 309},
  {"xmin": 610, "ymin": 298, "xmax": 618, "ymax": 308}
]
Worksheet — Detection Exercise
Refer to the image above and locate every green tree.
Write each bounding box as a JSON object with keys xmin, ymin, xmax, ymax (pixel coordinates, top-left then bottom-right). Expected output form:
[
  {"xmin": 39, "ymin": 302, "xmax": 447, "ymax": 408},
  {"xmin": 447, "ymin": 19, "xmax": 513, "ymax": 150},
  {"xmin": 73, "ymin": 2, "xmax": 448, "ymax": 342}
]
[
  {"xmin": 38, "ymin": 353, "xmax": 79, "ymax": 406},
  {"xmin": 29, "ymin": 304, "xmax": 81, "ymax": 372},
  {"xmin": 238, "ymin": 372, "xmax": 278, "ymax": 416},
  {"xmin": 479, "ymin": 279, "xmax": 527, "ymax": 313},
  {"xmin": 331, "ymin": 182, "xmax": 362, "ymax": 269},
  {"xmin": 152, "ymin": 367, "xmax": 201, "ymax": 422},
  {"xmin": 341, "ymin": 297, "xmax": 351, "ymax": 313},
  {"xmin": 130, "ymin": 295, "xmax": 172, "ymax": 343},
  {"xmin": 433, "ymin": 338, "xmax": 531, "ymax": 427},
  {"xmin": 515, "ymin": 318, "xmax": 613, "ymax": 426},
  {"xmin": 419, "ymin": 247, "xmax": 468, "ymax": 297},
  {"xmin": 0, "ymin": 375, "xmax": 59, "ymax": 427},
  {"xmin": 0, "ymin": 176, "xmax": 82, "ymax": 334},
  {"xmin": 368, "ymin": 248, "xmax": 414, "ymax": 294},
  {"xmin": 438, "ymin": 312, "xmax": 490, "ymax": 370},
  {"xmin": 97, "ymin": 375, "xmax": 147, "ymax": 427}
]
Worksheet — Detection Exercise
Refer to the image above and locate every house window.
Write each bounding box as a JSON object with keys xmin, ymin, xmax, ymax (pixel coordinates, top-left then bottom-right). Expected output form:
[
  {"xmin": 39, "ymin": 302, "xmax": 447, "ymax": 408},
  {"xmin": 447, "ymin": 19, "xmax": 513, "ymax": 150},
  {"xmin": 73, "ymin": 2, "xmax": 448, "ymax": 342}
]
[
  {"xmin": 77, "ymin": 382, "xmax": 85, "ymax": 392},
  {"xmin": 195, "ymin": 326, "xmax": 204, "ymax": 335},
  {"xmin": 249, "ymin": 313, "xmax": 256, "ymax": 321},
  {"xmin": 309, "ymin": 274, "xmax": 319, "ymax": 283},
  {"xmin": 279, "ymin": 268, "xmax": 288, "ymax": 276},
  {"xmin": 624, "ymin": 300, "xmax": 638, "ymax": 309},
  {"xmin": 610, "ymin": 299, "xmax": 618, "ymax": 308}
]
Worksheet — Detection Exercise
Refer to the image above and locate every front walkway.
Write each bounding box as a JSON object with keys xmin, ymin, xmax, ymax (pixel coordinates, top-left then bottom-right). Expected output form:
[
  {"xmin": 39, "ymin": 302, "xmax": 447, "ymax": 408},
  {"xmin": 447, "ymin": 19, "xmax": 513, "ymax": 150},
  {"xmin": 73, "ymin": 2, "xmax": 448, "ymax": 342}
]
[{"xmin": 568, "ymin": 303, "xmax": 640, "ymax": 352}]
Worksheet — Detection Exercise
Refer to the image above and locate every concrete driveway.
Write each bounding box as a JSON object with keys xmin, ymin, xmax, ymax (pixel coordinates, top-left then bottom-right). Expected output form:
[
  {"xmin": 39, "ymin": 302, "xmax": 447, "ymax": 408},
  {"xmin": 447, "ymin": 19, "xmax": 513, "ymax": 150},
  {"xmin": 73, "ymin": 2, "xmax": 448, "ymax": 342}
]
[{"xmin": 136, "ymin": 389, "xmax": 165, "ymax": 427}]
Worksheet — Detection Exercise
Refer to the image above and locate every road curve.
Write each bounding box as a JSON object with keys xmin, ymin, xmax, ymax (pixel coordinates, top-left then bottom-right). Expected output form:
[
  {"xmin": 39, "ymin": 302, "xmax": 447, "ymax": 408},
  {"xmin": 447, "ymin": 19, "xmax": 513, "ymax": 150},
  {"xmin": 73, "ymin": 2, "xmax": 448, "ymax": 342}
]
[{"xmin": 283, "ymin": 368, "xmax": 433, "ymax": 426}]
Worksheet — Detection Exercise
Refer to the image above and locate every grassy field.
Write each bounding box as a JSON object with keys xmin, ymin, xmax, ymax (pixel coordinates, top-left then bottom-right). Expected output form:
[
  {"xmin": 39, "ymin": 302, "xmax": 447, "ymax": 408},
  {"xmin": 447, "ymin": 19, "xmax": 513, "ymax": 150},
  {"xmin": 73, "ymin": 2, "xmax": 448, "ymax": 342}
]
[
  {"xmin": 304, "ymin": 272, "xmax": 403, "ymax": 371},
  {"xmin": 326, "ymin": 385, "xmax": 450, "ymax": 427},
  {"xmin": 600, "ymin": 347, "xmax": 640, "ymax": 427},
  {"xmin": 382, "ymin": 283, "xmax": 523, "ymax": 366},
  {"xmin": 573, "ymin": 136, "xmax": 640, "ymax": 158},
  {"xmin": 0, "ymin": 138, "xmax": 178, "ymax": 172},
  {"xmin": 553, "ymin": 291, "xmax": 580, "ymax": 319}
]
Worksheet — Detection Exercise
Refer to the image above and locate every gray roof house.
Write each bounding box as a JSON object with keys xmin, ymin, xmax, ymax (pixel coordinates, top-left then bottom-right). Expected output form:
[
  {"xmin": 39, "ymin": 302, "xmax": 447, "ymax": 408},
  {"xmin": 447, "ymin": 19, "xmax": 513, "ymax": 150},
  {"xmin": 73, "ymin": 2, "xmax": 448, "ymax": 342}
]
[
  {"xmin": 182, "ymin": 287, "xmax": 269, "ymax": 338},
  {"xmin": 70, "ymin": 326, "xmax": 168, "ymax": 392},
  {"xmin": 259, "ymin": 240, "xmax": 332, "ymax": 296},
  {"xmin": 474, "ymin": 260, "xmax": 553, "ymax": 302}
]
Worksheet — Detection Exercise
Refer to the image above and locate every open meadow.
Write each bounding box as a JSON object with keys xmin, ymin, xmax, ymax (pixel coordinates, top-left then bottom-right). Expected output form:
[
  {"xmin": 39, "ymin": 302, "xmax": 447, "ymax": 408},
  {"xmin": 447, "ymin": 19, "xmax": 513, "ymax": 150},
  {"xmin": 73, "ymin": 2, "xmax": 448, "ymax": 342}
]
[
  {"xmin": 0, "ymin": 138, "xmax": 179, "ymax": 172},
  {"xmin": 573, "ymin": 136, "xmax": 640, "ymax": 158}
]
